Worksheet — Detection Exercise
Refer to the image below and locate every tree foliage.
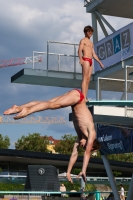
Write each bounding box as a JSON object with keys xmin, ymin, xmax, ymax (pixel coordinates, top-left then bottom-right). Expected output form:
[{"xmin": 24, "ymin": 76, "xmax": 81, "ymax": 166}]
[
  {"xmin": 0, "ymin": 183, "xmax": 24, "ymax": 191},
  {"xmin": 15, "ymin": 133, "xmax": 49, "ymax": 152},
  {"xmin": 60, "ymin": 181, "xmax": 96, "ymax": 192},
  {"xmin": 113, "ymin": 171, "xmax": 122, "ymax": 177},
  {"xmin": 54, "ymin": 134, "xmax": 84, "ymax": 155},
  {"xmin": 94, "ymin": 149, "xmax": 133, "ymax": 164},
  {"xmin": 71, "ymin": 168, "xmax": 82, "ymax": 175},
  {"xmin": 0, "ymin": 134, "xmax": 10, "ymax": 149},
  {"xmin": 107, "ymin": 153, "xmax": 133, "ymax": 163}
]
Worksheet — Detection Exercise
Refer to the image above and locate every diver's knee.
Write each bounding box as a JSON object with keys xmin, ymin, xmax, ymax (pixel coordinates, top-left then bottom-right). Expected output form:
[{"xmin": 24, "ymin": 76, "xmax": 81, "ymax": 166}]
[
  {"xmin": 49, "ymin": 102, "xmax": 61, "ymax": 110},
  {"xmin": 83, "ymin": 76, "xmax": 90, "ymax": 83}
]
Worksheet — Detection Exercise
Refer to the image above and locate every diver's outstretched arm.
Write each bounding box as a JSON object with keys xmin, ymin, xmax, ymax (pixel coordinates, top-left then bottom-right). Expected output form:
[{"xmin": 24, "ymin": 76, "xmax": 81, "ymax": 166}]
[{"xmin": 66, "ymin": 141, "xmax": 79, "ymax": 183}]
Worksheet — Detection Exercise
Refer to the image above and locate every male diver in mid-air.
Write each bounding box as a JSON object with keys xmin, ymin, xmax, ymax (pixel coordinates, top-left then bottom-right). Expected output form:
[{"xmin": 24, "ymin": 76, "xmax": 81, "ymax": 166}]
[{"xmin": 4, "ymin": 89, "xmax": 100, "ymax": 183}]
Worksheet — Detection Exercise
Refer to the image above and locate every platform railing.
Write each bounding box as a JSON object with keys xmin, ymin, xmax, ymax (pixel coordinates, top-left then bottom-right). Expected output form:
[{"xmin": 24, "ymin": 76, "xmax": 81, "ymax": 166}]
[
  {"xmin": 0, "ymin": 191, "xmax": 116, "ymax": 200},
  {"xmin": 32, "ymin": 51, "xmax": 82, "ymax": 75},
  {"xmin": 32, "ymin": 41, "xmax": 82, "ymax": 75},
  {"xmin": 125, "ymin": 107, "xmax": 133, "ymax": 117}
]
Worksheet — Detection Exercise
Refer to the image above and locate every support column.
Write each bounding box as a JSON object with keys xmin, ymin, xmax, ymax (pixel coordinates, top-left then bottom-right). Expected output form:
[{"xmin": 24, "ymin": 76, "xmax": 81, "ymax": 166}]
[
  {"xmin": 91, "ymin": 12, "xmax": 98, "ymax": 44},
  {"xmin": 124, "ymin": 65, "xmax": 128, "ymax": 117},
  {"xmin": 96, "ymin": 77, "xmax": 99, "ymax": 101},
  {"xmin": 81, "ymin": 177, "xmax": 85, "ymax": 189},
  {"xmin": 95, "ymin": 11, "xmax": 116, "ymax": 33},
  {"xmin": 47, "ymin": 41, "xmax": 49, "ymax": 71},
  {"xmin": 80, "ymin": 178, "xmax": 85, "ymax": 199},
  {"xmin": 74, "ymin": 44, "xmax": 76, "ymax": 79},
  {"xmin": 102, "ymin": 155, "xmax": 120, "ymax": 200},
  {"xmin": 32, "ymin": 51, "xmax": 34, "ymax": 69},
  {"xmin": 127, "ymin": 173, "xmax": 133, "ymax": 200},
  {"xmin": 96, "ymin": 16, "xmax": 108, "ymax": 37},
  {"xmin": 96, "ymin": 77, "xmax": 102, "ymax": 100},
  {"xmin": 124, "ymin": 65, "xmax": 127, "ymax": 101}
]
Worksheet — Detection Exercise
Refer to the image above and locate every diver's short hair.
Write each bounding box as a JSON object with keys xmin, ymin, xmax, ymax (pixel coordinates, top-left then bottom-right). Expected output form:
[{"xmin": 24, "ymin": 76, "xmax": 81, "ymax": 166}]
[
  {"xmin": 92, "ymin": 139, "xmax": 101, "ymax": 151},
  {"xmin": 84, "ymin": 25, "xmax": 94, "ymax": 34}
]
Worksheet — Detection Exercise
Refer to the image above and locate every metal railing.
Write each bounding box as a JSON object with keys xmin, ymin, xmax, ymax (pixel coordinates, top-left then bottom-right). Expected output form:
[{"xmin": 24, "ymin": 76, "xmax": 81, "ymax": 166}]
[
  {"xmin": 96, "ymin": 77, "xmax": 133, "ymax": 100},
  {"xmin": 0, "ymin": 191, "xmax": 130, "ymax": 200},
  {"xmin": 33, "ymin": 51, "xmax": 80, "ymax": 72},
  {"xmin": 0, "ymin": 175, "xmax": 131, "ymax": 185},
  {"xmin": 0, "ymin": 191, "xmax": 118, "ymax": 200},
  {"xmin": 0, "ymin": 116, "xmax": 66, "ymax": 124},
  {"xmin": 32, "ymin": 41, "xmax": 82, "ymax": 74}
]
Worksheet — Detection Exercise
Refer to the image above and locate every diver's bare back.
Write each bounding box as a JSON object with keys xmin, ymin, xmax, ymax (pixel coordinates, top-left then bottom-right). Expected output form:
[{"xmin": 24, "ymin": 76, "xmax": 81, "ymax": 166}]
[
  {"xmin": 72, "ymin": 102, "xmax": 92, "ymax": 138},
  {"xmin": 82, "ymin": 38, "xmax": 93, "ymax": 59}
]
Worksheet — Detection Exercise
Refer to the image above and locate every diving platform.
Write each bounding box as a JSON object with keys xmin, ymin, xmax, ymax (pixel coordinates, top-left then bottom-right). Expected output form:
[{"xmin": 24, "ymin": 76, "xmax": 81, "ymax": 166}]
[
  {"xmin": 84, "ymin": 0, "xmax": 133, "ymax": 19},
  {"xmin": 11, "ymin": 60, "xmax": 133, "ymax": 92},
  {"xmin": 11, "ymin": 22, "xmax": 133, "ymax": 91},
  {"xmin": 69, "ymin": 105, "xmax": 133, "ymax": 126},
  {"xmin": 89, "ymin": 105, "xmax": 133, "ymax": 126},
  {"xmin": 11, "ymin": 68, "xmax": 95, "ymax": 89},
  {"xmin": 87, "ymin": 100, "xmax": 133, "ymax": 106}
]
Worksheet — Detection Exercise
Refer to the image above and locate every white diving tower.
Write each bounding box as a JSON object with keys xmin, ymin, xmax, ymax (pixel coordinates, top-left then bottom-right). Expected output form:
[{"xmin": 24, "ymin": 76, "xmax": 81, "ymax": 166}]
[
  {"xmin": 84, "ymin": 1, "xmax": 133, "ymax": 199},
  {"xmin": 10, "ymin": 1, "xmax": 133, "ymax": 199}
]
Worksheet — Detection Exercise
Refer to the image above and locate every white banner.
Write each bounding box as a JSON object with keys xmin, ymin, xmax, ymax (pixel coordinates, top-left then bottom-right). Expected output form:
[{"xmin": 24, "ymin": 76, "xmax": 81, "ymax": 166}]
[{"xmin": 94, "ymin": 22, "xmax": 133, "ymax": 72}]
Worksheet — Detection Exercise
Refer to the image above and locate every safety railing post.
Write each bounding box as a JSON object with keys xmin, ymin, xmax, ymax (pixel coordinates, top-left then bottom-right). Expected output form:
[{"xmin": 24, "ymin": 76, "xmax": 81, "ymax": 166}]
[
  {"xmin": 32, "ymin": 51, "xmax": 34, "ymax": 69},
  {"xmin": 74, "ymin": 44, "xmax": 76, "ymax": 79},
  {"xmin": 47, "ymin": 41, "xmax": 49, "ymax": 71},
  {"xmin": 58, "ymin": 54, "xmax": 60, "ymax": 71}
]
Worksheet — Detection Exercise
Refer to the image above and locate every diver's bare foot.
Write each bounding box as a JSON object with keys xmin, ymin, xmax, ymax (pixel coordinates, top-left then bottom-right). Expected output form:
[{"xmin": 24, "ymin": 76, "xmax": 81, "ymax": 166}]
[
  {"xmin": 4, "ymin": 105, "xmax": 19, "ymax": 115},
  {"xmin": 77, "ymin": 171, "xmax": 87, "ymax": 182},
  {"xmin": 66, "ymin": 172, "xmax": 73, "ymax": 184},
  {"xmin": 14, "ymin": 108, "xmax": 29, "ymax": 119}
]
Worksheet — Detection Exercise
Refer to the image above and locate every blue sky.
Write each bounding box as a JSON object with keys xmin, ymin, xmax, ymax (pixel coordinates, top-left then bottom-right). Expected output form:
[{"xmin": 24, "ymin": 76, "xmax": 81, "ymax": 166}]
[{"xmin": 0, "ymin": 0, "xmax": 132, "ymax": 148}]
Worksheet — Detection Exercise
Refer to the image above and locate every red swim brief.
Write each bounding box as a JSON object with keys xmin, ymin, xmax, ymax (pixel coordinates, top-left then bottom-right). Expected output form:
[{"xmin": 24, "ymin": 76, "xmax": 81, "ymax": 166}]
[
  {"xmin": 82, "ymin": 57, "xmax": 92, "ymax": 66},
  {"xmin": 74, "ymin": 89, "xmax": 84, "ymax": 103}
]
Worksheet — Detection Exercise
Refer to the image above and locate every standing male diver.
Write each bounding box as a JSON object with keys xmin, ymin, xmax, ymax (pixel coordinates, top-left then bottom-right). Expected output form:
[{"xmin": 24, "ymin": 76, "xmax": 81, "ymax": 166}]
[{"xmin": 78, "ymin": 25, "xmax": 104, "ymax": 102}]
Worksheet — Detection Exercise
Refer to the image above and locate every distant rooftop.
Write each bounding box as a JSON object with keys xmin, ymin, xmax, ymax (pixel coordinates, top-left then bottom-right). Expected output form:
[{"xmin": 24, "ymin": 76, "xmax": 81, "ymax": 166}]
[{"xmin": 48, "ymin": 136, "xmax": 60, "ymax": 145}]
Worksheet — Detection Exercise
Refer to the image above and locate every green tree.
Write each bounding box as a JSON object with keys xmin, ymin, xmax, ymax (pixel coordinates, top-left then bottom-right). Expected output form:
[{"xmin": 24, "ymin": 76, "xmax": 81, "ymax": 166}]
[
  {"xmin": 60, "ymin": 181, "xmax": 96, "ymax": 192},
  {"xmin": 95, "ymin": 150, "xmax": 133, "ymax": 163},
  {"xmin": 54, "ymin": 134, "xmax": 84, "ymax": 155},
  {"xmin": 107, "ymin": 153, "xmax": 133, "ymax": 163},
  {"xmin": 15, "ymin": 133, "xmax": 49, "ymax": 152},
  {"xmin": 0, "ymin": 183, "xmax": 24, "ymax": 191},
  {"xmin": 72, "ymin": 168, "xmax": 82, "ymax": 175},
  {"xmin": 0, "ymin": 134, "xmax": 10, "ymax": 148},
  {"xmin": 113, "ymin": 171, "xmax": 122, "ymax": 177}
]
